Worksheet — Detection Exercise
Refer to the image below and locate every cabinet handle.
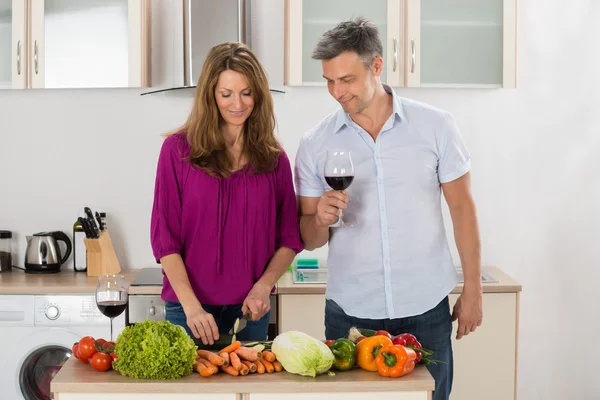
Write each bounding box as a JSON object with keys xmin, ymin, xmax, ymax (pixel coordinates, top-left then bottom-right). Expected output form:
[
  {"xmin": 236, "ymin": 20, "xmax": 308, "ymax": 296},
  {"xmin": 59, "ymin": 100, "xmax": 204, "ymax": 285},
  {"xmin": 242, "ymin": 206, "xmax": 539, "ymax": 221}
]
[
  {"xmin": 34, "ymin": 40, "xmax": 39, "ymax": 74},
  {"xmin": 238, "ymin": 0, "xmax": 246, "ymax": 43},
  {"xmin": 17, "ymin": 40, "xmax": 21, "ymax": 75},
  {"xmin": 410, "ymin": 39, "xmax": 416, "ymax": 74},
  {"xmin": 393, "ymin": 38, "xmax": 398, "ymax": 72}
]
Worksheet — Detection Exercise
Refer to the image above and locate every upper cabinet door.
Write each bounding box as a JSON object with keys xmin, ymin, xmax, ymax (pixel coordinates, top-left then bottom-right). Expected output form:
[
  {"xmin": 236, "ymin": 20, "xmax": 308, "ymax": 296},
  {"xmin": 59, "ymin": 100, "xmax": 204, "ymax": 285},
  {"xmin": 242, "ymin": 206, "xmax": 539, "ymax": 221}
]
[
  {"xmin": 405, "ymin": 0, "xmax": 517, "ymax": 88},
  {"xmin": 0, "ymin": 0, "xmax": 26, "ymax": 89},
  {"xmin": 29, "ymin": 0, "xmax": 150, "ymax": 89},
  {"xmin": 285, "ymin": 0, "xmax": 402, "ymax": 87}
]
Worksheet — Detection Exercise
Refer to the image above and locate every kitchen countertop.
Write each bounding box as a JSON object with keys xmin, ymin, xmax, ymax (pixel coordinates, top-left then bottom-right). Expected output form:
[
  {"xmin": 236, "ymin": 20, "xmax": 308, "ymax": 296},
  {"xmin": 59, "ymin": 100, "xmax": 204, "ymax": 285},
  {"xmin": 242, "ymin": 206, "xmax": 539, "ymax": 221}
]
[
  {"xmin": 51, "ymin": 356, "xmax": 434, "ymax": 394},
  {"xmin": 0, "ymin": 269, "xmax": 139, "ymax": 295},
  {"xmin": 276, "ymin": 266, "xmax": 522, "ymax": 295},
  {"xmin": 127, "ymin": 266, "xmax": 520, "ymax": 296}
]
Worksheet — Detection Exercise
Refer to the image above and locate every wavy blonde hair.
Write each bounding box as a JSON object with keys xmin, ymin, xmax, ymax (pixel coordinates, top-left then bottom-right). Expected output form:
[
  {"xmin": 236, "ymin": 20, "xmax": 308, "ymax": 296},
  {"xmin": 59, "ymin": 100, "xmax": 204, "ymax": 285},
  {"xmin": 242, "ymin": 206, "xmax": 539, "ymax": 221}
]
[{"xmin": 171, "ymin": 42, "xmax": 281, "ymax": 178}]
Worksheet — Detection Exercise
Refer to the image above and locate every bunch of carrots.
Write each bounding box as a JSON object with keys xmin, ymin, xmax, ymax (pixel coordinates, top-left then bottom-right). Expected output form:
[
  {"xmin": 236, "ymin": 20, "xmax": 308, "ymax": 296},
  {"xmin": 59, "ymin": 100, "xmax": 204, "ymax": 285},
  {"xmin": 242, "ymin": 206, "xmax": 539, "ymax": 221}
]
[{"xmin": 193, "ymin": 340, "xmax": 283, "ymax": 377}]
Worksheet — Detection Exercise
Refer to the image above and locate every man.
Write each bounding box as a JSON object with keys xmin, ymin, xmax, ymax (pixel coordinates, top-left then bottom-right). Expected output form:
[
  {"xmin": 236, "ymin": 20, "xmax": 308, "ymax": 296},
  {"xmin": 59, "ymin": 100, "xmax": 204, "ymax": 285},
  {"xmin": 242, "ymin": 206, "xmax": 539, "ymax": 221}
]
[{"xmin": 294, "ymin": 18, "xmax": 482, "ymax": 400}]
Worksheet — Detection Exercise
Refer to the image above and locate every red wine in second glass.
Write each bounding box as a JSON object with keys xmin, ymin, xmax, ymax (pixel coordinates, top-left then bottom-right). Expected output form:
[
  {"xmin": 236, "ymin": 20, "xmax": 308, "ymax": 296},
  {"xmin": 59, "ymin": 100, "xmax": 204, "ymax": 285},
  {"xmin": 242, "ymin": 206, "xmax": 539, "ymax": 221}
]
[
  {"xmin": 325, "ymin": 176, "xmax": 354, "ymax": 191},
  {"xmin": 97, "ymin": 301, "xmax": 127, "ymax": 319}
]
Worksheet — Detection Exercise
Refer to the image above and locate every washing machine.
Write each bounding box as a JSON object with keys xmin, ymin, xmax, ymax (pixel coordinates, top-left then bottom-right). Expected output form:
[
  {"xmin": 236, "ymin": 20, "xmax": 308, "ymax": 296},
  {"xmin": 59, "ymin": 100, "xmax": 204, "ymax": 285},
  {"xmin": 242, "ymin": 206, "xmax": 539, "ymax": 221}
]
[{"xmin": 0, "ymin": 295, "xmax": 125, "ymax": 400}]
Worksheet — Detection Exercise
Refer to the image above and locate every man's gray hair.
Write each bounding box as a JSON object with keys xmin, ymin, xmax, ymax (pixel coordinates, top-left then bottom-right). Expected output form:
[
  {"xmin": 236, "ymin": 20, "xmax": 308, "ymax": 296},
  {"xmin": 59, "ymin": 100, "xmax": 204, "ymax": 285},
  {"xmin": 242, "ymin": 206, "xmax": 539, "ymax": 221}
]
[{"xmin": 312, "ymin": 17, "xmax": 383, "ymax": 69}]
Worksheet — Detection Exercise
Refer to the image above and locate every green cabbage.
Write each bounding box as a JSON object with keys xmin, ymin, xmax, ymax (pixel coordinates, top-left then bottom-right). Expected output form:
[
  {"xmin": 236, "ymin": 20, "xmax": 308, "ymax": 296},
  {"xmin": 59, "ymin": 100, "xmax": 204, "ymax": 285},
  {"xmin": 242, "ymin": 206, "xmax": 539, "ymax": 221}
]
[
  {"xmin": 271, "ymin": 331, "xmax": 334, "ymax": 377},
  {"xmin": 113, "ymin": 320, "xmax": 197, "ymax": 379}
]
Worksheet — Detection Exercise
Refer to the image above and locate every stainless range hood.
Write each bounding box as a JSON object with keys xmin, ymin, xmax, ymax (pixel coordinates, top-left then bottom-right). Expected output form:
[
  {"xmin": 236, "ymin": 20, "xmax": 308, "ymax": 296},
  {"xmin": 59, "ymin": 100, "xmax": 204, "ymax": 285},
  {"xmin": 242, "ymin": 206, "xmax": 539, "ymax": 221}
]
[
  {"xmin": 184, "ymin": 0, "xmax": 249, "ymax": 87},
  {"xmin": 142, "ymin": 0, "xmax": 284, "ymax": 96}
]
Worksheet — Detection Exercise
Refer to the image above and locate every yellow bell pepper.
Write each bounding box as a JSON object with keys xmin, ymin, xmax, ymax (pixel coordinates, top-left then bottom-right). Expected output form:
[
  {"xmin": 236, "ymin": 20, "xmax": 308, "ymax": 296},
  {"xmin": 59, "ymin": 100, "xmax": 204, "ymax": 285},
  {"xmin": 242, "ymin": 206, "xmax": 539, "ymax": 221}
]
[{"xmin": 355, "ymin": 335, "xmax": 393, "ymax": 371}]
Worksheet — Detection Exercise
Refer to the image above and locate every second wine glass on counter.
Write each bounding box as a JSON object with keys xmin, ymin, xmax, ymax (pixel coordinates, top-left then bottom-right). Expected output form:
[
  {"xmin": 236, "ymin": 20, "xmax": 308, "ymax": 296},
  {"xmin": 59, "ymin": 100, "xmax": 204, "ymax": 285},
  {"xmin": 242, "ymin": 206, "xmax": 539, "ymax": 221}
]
[
  {"xmin": 324, "ymin": 149, "xmax": 355, "ymax": 228},
  {"xmin": 96, "ymin": 274, "xmax": 128, "ymax": 342}
]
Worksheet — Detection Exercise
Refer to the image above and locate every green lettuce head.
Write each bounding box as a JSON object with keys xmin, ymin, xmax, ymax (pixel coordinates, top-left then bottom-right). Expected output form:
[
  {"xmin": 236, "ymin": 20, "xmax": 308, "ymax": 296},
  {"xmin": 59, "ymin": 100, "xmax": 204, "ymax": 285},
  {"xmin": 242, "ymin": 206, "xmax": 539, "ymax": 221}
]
[
  {"xmin": 113, "ymin": 320, "xmax": 197, "ymax": 379},
  {"xmin": 271, "ymin": 331, "xmax": 334, "ymax": 377}
]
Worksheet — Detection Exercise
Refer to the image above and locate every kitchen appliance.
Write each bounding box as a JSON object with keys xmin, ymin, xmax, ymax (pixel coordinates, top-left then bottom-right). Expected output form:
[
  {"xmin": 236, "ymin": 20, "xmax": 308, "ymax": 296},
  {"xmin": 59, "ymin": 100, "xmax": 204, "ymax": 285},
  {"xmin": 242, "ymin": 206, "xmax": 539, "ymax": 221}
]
[
  {"xmin": 0, "ymin": 230, "xmax": 13, "ymax": 273},
  {"xmin": 128, "ymin": 268, "xmax": 279, "ymax": 339},
  {"xmin": 25, "ymin": 232, "xmax": 72, "ymax": 274},
  {"xmin": 0, "ymin": 294, "xmax": 125, "ymax": 400}
]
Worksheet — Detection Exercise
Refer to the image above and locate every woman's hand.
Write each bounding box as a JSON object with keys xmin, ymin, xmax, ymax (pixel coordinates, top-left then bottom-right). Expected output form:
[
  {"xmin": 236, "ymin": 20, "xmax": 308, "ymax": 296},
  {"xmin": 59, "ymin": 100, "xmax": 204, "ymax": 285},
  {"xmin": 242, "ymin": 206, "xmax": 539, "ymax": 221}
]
[
  {"xmin": 184, "ymin": 304, "xmax": 219, "ymax": 345},
  {"xmin": 242, "ymin": 283, "xmax": 271, "ymax": 321}
]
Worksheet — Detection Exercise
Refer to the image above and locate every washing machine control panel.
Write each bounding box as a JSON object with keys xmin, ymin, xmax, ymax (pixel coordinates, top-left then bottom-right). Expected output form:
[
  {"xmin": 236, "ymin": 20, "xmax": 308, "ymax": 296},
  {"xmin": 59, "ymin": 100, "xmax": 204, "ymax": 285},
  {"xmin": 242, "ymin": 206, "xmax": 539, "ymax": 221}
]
[{"xmin": 34, "ymin": 295, "xmax": 110, "ymax": 326}]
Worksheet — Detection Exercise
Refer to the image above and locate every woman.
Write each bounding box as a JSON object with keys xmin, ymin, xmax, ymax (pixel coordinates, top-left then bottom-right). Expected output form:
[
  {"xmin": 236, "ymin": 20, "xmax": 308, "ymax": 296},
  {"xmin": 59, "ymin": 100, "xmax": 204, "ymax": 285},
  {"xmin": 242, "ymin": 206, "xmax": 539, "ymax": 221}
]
[{"xmin": 150, "ymin": 42, "xmax": 303, "ymax": 345}]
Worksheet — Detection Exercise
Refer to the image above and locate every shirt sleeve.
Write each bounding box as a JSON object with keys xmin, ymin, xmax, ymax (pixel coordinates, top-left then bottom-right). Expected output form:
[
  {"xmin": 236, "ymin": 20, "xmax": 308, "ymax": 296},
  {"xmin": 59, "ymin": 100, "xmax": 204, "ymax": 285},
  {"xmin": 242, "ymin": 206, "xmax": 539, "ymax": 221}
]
[
  {"xmin": 275, "ymin": 151, "xmax": 304, "ymax": 254},
  {"xmin": 437, "ymin": 113, "xmax": 472, "ymax": 183},
  {"xmin": 150, "ymin": 135, "xmax": 185, "ymax": 263},
  {"xmin": 294, "ymin": 135, "xmax": 326, "ymax": 197}
]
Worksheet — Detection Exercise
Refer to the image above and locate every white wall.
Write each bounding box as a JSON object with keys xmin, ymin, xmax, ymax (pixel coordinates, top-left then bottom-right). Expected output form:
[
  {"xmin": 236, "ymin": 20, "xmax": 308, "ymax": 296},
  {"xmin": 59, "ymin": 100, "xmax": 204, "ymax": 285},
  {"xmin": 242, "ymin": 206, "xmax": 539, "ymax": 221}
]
[{"xmin": 0, "ymin": 0, "xmax": 599, "ymax": 398}]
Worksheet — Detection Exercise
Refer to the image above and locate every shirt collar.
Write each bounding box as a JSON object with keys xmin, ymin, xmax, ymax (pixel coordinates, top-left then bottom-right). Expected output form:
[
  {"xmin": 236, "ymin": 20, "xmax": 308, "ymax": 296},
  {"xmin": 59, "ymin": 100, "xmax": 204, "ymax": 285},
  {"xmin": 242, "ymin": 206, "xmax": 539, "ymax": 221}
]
[{"xmin": 333, "ymin": 84, "xmax": 405, "ymax": 134}]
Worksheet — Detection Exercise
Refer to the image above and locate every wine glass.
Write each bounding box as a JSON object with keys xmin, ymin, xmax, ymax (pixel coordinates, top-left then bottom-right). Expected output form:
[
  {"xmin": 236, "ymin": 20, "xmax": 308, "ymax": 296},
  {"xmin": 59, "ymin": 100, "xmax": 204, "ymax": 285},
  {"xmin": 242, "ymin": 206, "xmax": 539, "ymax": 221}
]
[
  {"xmin": 324, "ymin": 149, "xmax": 355, "ymax": 227},
  {"xmin": 96, "ymin": 275, "xmax": 128, "ymax": 342}
]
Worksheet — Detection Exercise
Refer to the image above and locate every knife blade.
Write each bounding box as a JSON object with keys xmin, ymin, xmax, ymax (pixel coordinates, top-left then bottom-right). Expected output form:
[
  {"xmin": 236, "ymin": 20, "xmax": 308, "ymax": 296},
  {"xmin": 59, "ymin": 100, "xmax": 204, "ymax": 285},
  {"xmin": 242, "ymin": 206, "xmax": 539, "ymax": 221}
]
[{"xmin": 228, "ymin": 310, "xmax": 252, "ymax": 335}]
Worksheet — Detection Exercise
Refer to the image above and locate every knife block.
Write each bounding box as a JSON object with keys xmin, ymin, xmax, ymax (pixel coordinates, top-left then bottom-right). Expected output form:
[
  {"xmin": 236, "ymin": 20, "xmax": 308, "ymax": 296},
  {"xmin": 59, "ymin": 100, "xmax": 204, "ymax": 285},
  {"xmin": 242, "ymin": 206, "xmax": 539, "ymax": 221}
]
[{"xmin": 83, "ymin": 231, "xmax": 121, "ymax": 277}]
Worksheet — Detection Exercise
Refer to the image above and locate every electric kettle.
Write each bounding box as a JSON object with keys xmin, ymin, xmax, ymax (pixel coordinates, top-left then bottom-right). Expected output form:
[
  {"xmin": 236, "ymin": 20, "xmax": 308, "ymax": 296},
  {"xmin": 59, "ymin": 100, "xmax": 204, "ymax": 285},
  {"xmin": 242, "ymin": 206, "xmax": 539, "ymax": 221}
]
[{"xmin": 25, "ymin": 231, "xmax": 72, "ymax": 274}]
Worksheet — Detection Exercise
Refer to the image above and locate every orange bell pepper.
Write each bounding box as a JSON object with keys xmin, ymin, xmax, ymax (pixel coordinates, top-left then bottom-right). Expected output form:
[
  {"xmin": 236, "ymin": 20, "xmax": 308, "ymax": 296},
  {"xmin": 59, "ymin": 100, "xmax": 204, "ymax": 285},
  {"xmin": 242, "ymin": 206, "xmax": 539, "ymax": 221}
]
[
  {"xmin": 375, "ymin": 345, "xmax": 417, "ymax": 378},
  {"xmin": 355, "ymin": 335, "xmax": 393, "ymax": 371}
]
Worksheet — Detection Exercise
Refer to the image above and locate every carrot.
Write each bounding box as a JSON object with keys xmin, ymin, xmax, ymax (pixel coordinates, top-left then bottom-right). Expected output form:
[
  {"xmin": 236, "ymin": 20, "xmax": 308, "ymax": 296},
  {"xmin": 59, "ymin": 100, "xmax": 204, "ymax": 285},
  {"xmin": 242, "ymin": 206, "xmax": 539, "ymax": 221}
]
[
  {"xmin": 219, "ymin": 340, "xmax": 241, "ymax": 354},
  {"xmin": 259, "ymin": 359, "xmax": 275, "ymax": 373},
  {"xmin": 199, "ymin": 367, "xmax": 215, "ymax": 377},
  {"xmin": 262, "ymin": 350, "xmax": 276, "ymax": 362},
  {"xmin": 197, "ymin": 358, "xmax": 218, "ymax": 374},
  {"xmin": 272, "ymin": 360, "xmax": 283, "ymax": 372},
  {"xmin": 220, "ymin": 365, "xmax": 239, "ymax": 376},
  {"xmin": 234, "ymin": 347, "xmax": 262, "ymax": 362},
  {"xmin": 242, "ymin": 360, "xmax": 257, "ymax": 373},
  {"xmin": 194, "ymin": 359, "xmax": 217, "ymax": 376},
  {"xmin": 219, "ymin": 351, "xmax": 230, "ymax": 367},
  {"xmin": 229, "ymin": 351, "xmax": 243, "ymax": 371},
  {"xmin": 239, "ymin": 364, "xmax": 250, "ymax": 376},
  {"xmin": 197, "ymin": 350, "xmax": 225, "ymax": 366},
  {"xmin": 254, "ymin": 360, "xmax": 265, "ymax": 374}
]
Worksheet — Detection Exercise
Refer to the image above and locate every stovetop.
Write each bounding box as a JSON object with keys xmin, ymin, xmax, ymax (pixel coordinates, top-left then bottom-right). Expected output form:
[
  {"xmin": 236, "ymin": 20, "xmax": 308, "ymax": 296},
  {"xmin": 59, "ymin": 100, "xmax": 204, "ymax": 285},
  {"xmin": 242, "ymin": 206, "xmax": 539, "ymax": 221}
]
[{"xmin": 130, "ymin": 267, "xmax": 164, "ymax": 286}]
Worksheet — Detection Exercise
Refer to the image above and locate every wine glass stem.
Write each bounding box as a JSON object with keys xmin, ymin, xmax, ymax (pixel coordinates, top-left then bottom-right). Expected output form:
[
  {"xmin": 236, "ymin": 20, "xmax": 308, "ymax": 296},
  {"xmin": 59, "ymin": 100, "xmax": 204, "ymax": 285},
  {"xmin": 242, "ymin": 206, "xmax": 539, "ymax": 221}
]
[
  {"xmin": 338, "ymin": 190, "xmax": 344, "ymax": 225},
  {"xmin": 110, "ymin": 318, "xmax": 114, "ymax": 342}
]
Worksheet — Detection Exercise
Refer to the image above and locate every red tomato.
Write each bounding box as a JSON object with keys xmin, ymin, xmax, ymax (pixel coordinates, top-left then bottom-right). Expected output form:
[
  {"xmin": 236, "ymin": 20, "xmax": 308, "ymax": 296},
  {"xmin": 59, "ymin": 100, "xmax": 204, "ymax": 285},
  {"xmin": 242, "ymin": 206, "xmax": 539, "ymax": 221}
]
[
  {"xmin": 78, "ymin": 336, "xmax": 97, "ymax": 359},
  {"xmin": 76, "ymin": 346, "xmax": 89, "ymax": 364},
  {"xmin": 95, "ymin": 338, "xmax": 107, "ymax": 347},
  {"xmin": 71, "ymin": 343, "xmax": 80, "ymax": 361},
  {"xmin": 90, "ymin": 352, "xmax": 112, "ymax": 372},
  {"xmin": 110, "ymin": 352, "xmax": 118, "ymax": 362},
  {"xmin": 101, "ymin": 341, "xmax": 116, "ymax": 353},
  {"xmin": 324, "ymin": 340, "xmax": 335, "ymax": 347},
  {"xmin": 375, "ymin": 330, "xmax": 392, "ymax": 339},
  {"xmin": 355, "ymin": 335, "xmax": 367, "ymax": 343}
]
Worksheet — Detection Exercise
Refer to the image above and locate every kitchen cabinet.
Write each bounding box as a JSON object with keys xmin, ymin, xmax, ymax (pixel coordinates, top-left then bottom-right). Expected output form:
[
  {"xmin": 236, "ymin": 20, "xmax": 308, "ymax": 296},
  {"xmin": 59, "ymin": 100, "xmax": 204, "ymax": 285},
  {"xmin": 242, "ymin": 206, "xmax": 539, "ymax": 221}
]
[
  {"xmin": 285, "ymin": 0, "xmax": 517, "ymax": 88},
  {"xmin": 285, "ymin": 0, "xmax": 403, "ymax": 87},
  {"xmin": 277, "ymin": 267, "xmax": 521, "ymax": 400},
  {"xmin": 0, "ymin": 0, "xmax": 26, "ymax": 89},
  {"xmin": 405, "ymin": 0, "xmax": 516, "ymax": 88},
  {"xmin": 2, "ymin": 0, "xmax": 150, "ymax": 89}
]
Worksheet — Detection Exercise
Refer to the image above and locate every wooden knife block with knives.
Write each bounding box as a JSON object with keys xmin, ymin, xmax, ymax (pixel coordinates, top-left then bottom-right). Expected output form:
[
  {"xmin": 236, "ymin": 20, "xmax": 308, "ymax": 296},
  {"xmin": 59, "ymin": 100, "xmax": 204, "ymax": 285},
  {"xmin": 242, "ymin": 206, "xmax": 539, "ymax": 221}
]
[
  {"xmin": 83, "ymin": 231, "xmax": 121, "ymax": 277},
  {"xmin": 79, "ymin": 207, "xmax": 120, "ymax": 276}
]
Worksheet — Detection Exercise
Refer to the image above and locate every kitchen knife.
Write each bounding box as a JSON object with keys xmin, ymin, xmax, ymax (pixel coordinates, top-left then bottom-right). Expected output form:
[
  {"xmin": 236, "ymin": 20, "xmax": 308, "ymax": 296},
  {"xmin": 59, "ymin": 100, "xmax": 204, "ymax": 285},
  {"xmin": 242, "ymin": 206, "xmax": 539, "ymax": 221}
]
[
  {"xmin": 78, "ymin": 217, "xmax": 91, "ymax": 238},
  {"xmin": 82, "ymin": 217, "xmax": 98, "ymax": 239},
  {"xmin": 95, "ymin": 211, "xmax": 104, "ymax": 232},
  {"xmin": 84, "ymin": 207, "xmax": 99, "ymax": 236},
  {"xmin": 228, "ymin": 310, "xmax": 252, "ymax": 335}
]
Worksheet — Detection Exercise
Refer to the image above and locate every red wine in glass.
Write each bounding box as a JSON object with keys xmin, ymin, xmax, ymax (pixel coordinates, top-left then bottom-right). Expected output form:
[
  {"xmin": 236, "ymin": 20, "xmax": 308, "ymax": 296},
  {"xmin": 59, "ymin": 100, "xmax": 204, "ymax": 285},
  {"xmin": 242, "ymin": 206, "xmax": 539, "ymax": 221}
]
[
  {"xmin": 97, "ymin": 301, "xmax": 127, "ymax": 319},
  {"xmin": 324, "ymin": 150, "xmax": 355, "ymax": 227},
  {"xmin": 96, "ymin": 275, "xmax": 128, "ymax": 341}
]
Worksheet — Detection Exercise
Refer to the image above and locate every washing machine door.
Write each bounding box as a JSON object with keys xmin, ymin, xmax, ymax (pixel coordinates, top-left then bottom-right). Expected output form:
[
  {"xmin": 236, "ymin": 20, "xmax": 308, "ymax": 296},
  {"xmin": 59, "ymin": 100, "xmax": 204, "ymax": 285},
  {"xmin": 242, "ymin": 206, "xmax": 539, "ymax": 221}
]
[{"xmin": 12, "ymin": 329, "xmax": 80, "ymax": 400}]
